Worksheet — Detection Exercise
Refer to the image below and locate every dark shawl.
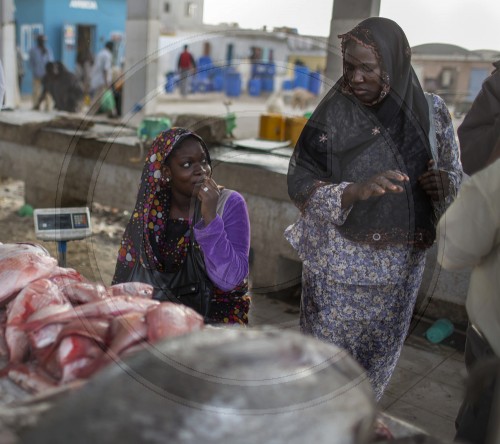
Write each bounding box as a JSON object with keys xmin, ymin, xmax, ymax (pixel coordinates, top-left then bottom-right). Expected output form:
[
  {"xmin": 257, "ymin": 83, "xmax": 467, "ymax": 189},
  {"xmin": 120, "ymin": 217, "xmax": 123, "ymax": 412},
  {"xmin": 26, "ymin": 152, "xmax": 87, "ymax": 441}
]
[
  {"xmin": 457, "ymin": 62, "xmax": 500, "ymax": 175},
  {"xmin": 112, "ymin": 127, "xmax": 210, "ymax": 285},
  {"xmin": 288, "ymin": 17, "xmax": 435, "ymax": 248}
]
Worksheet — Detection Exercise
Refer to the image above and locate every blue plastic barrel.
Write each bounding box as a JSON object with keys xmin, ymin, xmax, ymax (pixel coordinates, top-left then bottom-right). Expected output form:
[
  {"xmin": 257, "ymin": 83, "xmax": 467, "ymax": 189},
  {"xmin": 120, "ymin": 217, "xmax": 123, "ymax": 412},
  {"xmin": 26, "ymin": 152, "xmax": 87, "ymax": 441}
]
[
  {"xmin": 212, "ymin": 73, "xmax": 224, "ymax": 92},
  {"xmin": 293, "ymin": 65, "xmax": 310, "ymax": 89},
  {"xmin": 266, "ymin": 62, "xmax": 276, "ymax": 75},
  {"xmin": 248, "ymin": 78, "xmax": 261, "ymax": 96},
  {"xmin": 165, "ymin": 72, "xmax": 176, "ymax": 93},
  {"xmin": 197, "ymin": 56, "xmax": 213, "ymax": 81},
  {"xmin": 225, "ymin": 71, "xmax": 241, "ymax": 97},
  {"xmin": 308, "ymin": 70, "xmax": 321, "ymax": 95},
  {"xmin": 262, "ymin": 75, "xmax": 274, "ymax": 93}
]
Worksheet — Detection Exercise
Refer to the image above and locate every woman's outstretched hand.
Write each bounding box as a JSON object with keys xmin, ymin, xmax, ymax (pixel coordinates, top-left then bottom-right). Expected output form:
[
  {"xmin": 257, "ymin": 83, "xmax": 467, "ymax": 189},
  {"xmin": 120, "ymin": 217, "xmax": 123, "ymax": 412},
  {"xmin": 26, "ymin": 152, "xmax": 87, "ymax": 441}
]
[
  {"xmin": 342, "ymin": 170, "xmax": 409, "ymax": 208},
  {"xmin": 197, "ymin": 178, "xmax": 221, "ymax": 225},
  {"xmin": 418, "ymin": 160, "xmax": 450, "ymax": 201}
]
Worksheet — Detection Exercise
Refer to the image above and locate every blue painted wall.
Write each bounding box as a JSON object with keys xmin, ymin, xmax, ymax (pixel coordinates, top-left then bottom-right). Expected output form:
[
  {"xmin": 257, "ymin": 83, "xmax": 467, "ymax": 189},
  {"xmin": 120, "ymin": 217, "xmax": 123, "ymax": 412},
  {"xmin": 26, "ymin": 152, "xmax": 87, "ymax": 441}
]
[{"xmin": 16, "ymin": 0, "xmax": 127, "ymax": 94}]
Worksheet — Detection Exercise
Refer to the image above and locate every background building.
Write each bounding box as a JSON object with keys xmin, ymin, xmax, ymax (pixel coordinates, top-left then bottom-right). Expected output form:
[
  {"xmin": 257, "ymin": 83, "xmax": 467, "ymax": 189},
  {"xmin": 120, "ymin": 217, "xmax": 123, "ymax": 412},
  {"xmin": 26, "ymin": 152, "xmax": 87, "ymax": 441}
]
[
  {"xmin": 15, "ymin": 0, "xmax": 127, "ymax": 94},
  {"xmin": 412, "ymin": 43, "xmax": 500, "ymax": 109}
]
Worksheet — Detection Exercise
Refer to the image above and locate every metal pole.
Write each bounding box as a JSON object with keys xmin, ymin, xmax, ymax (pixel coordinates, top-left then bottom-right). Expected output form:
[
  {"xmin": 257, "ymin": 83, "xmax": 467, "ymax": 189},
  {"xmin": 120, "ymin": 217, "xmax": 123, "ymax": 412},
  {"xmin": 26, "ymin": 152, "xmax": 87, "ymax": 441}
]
[
  {"xmin": 324, "ymin": 0, "xmax": 381, "ymax": 86},
  {"xmin": 57, "ymin": 240, "xmax": 67, "ymax": 267}
]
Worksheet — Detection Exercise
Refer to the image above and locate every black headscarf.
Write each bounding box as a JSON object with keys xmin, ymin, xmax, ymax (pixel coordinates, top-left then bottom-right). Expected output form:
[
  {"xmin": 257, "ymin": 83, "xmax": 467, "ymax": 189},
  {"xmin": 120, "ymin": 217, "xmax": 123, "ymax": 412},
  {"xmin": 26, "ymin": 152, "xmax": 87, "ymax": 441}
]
[{"xmin": 288, "ymin": 17, "xmax": 435, "ymax": 248}]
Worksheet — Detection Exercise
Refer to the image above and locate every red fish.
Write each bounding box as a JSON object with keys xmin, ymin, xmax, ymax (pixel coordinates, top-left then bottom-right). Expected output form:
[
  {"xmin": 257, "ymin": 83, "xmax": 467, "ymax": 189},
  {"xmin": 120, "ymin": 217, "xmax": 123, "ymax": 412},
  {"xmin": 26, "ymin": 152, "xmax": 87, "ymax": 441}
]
[
  {"xmin": 5, "ymin": 279, "xmax": 67, "ymax": 363},
  {"xmin": 49, "ymin": 267, "xmax": 85, "ymax": 287},
  {"xmin": 0, "ymin": 242, "xmax": 50, "ymax": 261},
  {"xmin": 108, "ymin": 282, "xmax": 154, "ymax": 299},
  {"xmin": 146, "ymin": 302, "xmax": 204, "ymax": 343},
  {"xmin": 24, "ymin": 296, "xmax": 160, "ymax": 331},
  {"xmin": 37, "ymin": 319, "xmax": 110, "ymax": 381},
  {"xmin": 57, "ymin": 336, "xmax": 104, "ymax": 383},
  {"xmin": 108, "ymin": 312, "xmax": 147, "ymax": 357},
  {"xmin": 7, "ymin": 363, "xmax": 57, "ymax": 394},
  {"xmin": 29, "ymin": 323, "xmax": 65, "ymax": 350},
  {"xmin": 61, "ymin": 282, "xmax": 109, "ymax": 305},
  {"xmin": 0, "ymin": 244, "xmax": 59, "ymax": 306},
  {"xmin": 74, "ymin": 313, "xmax": 148, "ymax": 380}
]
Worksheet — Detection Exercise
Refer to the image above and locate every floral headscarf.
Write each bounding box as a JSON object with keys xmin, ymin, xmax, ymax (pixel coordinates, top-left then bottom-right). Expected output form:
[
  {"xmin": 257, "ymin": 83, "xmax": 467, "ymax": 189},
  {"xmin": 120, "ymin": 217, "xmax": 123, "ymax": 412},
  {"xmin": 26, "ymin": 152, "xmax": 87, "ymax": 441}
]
[{"xmin": 112, "ymin": 127, "xmax": 209, "ymax": 284}]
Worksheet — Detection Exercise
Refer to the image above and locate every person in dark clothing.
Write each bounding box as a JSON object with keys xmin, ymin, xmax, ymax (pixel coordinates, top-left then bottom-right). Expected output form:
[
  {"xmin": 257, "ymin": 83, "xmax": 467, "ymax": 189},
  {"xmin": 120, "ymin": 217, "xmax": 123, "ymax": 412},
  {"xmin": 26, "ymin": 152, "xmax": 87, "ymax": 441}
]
[
  {"xmin": 34, "ymin": 62, "xmax": 84, "ymax": 112},
  {"xmin": 457, "ymin": 60, "xmax": 500, "ymax": 175}
]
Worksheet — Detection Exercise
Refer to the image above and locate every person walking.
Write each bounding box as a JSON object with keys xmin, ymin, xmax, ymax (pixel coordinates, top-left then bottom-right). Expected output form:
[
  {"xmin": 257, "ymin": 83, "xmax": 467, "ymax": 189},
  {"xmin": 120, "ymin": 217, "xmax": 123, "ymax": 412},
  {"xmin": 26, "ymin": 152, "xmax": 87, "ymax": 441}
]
[
  {"xmin": 16, "ymin": 46, "xmax": 25, "ymax": 92},
  {"xmin": 34, "ymin": 62, "xmax": 84, "ymax": 113},
  {"xmin": 88, "ymin": 41, "xmax": 116, "ymax": 116},
  {"xmin": 285, "ymin": 17, "xmax": 463, "ymax": 401},
  {"xmin": 177, "ymin": 45, "xmax": 196, "ymax": 96},
  {"xmin": 28, "ymin": 34, "xmax": 54, "ymax": 110}
]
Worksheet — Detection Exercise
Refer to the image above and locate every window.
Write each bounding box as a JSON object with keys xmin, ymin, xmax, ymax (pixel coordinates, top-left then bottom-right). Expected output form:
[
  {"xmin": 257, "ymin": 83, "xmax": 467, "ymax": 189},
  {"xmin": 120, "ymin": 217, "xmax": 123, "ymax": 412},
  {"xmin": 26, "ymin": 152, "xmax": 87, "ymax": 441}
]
[
  {"xmin": 186, "ymin": 2, "xmax": 197, "ymax": 17},
  {"xmin": 440, "ymin": 68, "xmax": 455, "ymax": 88}
]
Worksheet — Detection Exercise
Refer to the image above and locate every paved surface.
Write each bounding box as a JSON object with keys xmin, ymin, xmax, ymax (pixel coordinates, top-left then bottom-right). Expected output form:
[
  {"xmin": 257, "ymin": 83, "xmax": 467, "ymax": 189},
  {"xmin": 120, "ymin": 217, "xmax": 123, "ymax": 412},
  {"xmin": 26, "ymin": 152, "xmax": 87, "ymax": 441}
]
[{"xmin": 249, "ymin": 293, "xmax": 465, "ymax": 443}]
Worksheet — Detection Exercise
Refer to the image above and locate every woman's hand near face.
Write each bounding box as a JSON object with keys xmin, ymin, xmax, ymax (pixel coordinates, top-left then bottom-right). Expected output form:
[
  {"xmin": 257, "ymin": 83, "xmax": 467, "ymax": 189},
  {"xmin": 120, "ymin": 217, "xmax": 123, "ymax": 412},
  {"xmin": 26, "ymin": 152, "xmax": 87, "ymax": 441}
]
[
  {"xmin": 341, "ymin": 170, "xmax": 409, "ymax": 208},
  {"xmin": 418, "ymin": 160, "xmax": 451, "ymax": 201},
  {"xmin": 197, "ymin": 178, "xmax": 221, "ymax": 224}
]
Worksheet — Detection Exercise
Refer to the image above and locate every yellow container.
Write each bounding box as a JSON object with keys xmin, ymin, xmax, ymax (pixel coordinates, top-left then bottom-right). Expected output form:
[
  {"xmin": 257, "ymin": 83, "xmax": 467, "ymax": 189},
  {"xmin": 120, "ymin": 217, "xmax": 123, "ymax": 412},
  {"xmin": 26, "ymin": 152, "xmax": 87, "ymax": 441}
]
[
  {"xmin": 285, "ymin": 116, "xmax": 308, "ymax": 147},
  {"xmin": 259, "ymin": 114, "xmax": 286, "ymax": 141}
]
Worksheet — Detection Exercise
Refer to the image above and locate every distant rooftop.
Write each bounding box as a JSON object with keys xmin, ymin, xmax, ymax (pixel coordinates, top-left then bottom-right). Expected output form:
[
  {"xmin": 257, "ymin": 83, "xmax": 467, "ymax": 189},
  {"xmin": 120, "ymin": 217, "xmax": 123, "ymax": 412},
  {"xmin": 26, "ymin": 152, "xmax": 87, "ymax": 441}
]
[{"xmin": 412, "ymin": 43, "xmax": 500, "ymax": 61}]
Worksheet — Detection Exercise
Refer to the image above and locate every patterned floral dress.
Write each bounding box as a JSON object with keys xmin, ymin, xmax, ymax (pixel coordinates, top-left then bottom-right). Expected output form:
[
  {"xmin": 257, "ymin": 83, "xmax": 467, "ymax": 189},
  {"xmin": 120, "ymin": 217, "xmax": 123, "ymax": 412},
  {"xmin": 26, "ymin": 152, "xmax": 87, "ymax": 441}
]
[{"xmin": 285, "ymin": 94, "xmax": 462, "ymax": 400}]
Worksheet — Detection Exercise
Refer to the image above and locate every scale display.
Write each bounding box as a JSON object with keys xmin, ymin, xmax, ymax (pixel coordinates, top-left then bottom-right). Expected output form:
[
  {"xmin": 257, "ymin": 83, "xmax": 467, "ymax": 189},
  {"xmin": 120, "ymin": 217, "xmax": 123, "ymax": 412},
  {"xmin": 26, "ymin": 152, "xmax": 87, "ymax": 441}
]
[{"xmin": 34, "ymin": 207, "xmax": 92, "ymax": 241}]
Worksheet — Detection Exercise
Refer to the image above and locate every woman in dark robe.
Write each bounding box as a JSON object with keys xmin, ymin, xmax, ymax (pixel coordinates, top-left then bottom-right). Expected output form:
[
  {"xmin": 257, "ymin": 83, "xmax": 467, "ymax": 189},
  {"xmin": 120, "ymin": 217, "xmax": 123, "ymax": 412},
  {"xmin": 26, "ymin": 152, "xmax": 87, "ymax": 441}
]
[{"xmin": 285, "ymin": 17, "xmax": 463, "ymax": 400}]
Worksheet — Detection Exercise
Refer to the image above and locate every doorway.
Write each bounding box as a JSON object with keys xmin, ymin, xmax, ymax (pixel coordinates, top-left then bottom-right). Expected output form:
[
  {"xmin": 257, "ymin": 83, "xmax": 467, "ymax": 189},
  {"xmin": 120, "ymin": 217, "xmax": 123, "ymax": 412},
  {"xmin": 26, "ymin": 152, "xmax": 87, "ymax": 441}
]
[{"xmin": 76, "ymin": 25, "xmax": 95, "ymax": 94}]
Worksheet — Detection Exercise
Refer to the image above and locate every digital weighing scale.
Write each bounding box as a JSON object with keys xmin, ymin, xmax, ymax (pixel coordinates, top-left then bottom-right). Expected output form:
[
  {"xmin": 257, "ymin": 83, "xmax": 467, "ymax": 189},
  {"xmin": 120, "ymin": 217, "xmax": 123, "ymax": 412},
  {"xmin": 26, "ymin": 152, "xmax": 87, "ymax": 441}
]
[{"xmin": 33, "ymin": 207, "xmax": 92, "ymax": 267}]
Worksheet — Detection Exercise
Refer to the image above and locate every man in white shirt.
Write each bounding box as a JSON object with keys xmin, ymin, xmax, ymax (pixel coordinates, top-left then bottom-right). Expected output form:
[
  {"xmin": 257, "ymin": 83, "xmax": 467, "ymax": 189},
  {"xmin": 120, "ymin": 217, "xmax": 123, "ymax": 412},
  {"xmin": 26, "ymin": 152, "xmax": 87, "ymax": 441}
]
[
  {"xmin": 88, "ymin": 41, "xmax": 116, "ymax": 116},
  {"xmin": 437, "ymin": 156, "xmax": 500, "ymax": 444}
]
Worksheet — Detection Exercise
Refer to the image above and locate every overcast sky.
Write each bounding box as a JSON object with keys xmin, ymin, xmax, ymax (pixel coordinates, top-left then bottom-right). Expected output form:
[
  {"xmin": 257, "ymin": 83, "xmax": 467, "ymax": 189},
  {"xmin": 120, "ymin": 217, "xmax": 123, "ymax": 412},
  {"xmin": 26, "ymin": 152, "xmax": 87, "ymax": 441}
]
[{"xmin": 203, "ymin": 0, "xmax": 500, "ymax": 51}]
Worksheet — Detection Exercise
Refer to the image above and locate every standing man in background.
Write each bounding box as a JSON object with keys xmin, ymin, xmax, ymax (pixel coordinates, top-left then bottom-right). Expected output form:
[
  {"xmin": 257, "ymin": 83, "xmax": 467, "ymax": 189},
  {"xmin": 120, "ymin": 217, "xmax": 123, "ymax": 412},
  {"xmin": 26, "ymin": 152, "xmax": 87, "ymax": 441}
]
[
  {"xmin": 16, "ymin": 46, "xmax": 25, "ymax": 92},
  {"xmin": 89, "ymin": 41, "xmax": 116, "ymax": 116},
  {"xmin": 177, "ymin": 45, "xmax": 196, "ymax": 96},
  {"xmin": 28, "ymin": 34, "xmax": 53, "ymax": 110}
]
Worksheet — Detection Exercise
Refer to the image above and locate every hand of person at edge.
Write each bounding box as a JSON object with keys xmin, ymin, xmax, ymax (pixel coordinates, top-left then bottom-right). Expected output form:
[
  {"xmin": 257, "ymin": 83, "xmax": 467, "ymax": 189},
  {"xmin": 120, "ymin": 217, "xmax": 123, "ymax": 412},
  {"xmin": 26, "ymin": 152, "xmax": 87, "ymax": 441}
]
[
  {"xmin": 341, "ymin": 170, "xmax": 409, "ymax": 209},
  {"xmin": 418, "ymin": 160, "xmax": 451, "ymax": 201},
  {"xmin": 197, "ymin": 178, "xmax": 221, "ymax": 225}
]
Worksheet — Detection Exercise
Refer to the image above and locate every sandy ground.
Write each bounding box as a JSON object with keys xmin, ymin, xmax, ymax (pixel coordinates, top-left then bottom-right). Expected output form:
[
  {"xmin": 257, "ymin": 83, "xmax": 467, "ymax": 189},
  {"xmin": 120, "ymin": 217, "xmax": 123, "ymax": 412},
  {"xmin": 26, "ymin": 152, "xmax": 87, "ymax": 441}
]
[{"xmin": 0, "ymin": 178, "xmax": 128, "ymax": 285}]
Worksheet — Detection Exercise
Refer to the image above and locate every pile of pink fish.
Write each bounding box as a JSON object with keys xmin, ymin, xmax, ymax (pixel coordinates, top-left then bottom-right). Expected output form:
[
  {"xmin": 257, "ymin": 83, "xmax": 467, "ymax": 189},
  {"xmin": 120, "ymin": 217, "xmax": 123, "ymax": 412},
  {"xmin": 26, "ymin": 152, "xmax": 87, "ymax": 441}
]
[{"xmin": 0, "ymin": 243, "xmax": 205, "ymax": 393}]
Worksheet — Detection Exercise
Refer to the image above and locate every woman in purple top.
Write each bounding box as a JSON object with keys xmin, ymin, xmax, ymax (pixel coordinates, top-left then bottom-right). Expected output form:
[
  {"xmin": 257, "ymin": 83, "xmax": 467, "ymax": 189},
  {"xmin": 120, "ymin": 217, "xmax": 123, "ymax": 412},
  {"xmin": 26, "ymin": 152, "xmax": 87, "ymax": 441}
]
[{"xmin": 112, "ymin": 127, "xmax": 251, "ymax": 325}]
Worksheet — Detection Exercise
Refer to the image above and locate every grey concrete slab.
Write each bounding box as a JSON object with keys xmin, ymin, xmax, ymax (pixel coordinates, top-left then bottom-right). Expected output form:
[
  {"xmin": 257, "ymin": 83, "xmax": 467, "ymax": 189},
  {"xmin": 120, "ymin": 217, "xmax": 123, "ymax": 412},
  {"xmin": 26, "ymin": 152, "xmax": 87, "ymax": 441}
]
[
  {"xmin": 386, "ymin": 399, "xmax": 457, "ymax": 442},
  {"xmin": 398, "ymin": 378, "xmax": 463, "ymax": 421},
  {"xmin": 426, "ymin": 356, "xmax": 468, "ymax": 390},
  {"xmin": 397, "ymin": 345, "xmax": 450, "ymax": 376},
  {"xmin": 385, "ymin": 367, "xmax": 424, "ymax": 398},
  {"xmin": 379, "ymin": 392, "xmax": 398, "ymax": 410}
]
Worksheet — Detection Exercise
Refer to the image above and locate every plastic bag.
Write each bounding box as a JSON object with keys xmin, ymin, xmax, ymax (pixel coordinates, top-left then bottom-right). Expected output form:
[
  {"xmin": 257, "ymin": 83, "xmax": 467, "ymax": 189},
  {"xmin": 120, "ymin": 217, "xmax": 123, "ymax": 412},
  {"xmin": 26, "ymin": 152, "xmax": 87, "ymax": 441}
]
[{"xmin": 99, "ymin": 89, "xmax": 116, "ymax": 114}]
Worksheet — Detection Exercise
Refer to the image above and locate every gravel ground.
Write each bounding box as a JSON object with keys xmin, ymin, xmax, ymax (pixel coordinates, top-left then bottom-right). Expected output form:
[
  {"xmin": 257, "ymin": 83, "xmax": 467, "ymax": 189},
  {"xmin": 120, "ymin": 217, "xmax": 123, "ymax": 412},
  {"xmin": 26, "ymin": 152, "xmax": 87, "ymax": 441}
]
[{"xmin": 0, "ymin": 178, "xmax": 129, "ymax": 285}]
